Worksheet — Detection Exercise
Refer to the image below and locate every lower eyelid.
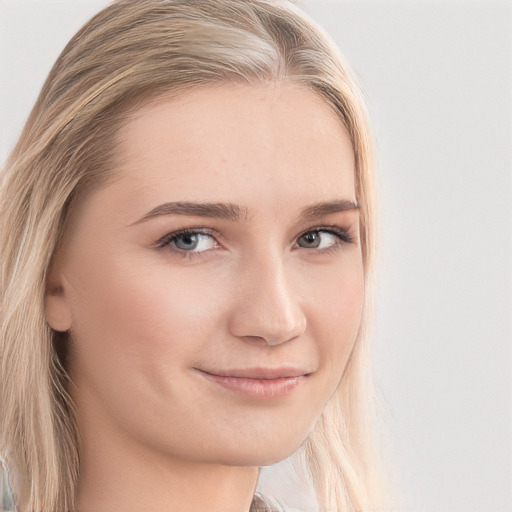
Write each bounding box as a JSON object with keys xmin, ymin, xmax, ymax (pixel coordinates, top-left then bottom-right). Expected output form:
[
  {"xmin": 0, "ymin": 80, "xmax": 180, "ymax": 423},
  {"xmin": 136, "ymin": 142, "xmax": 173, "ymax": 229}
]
[
  {"xmin": 155, "ymin": 229, "xmax": 216, "ymax": 248},
  {"xmin": 303, "ymin": 228, "xmax": 354, "ymax": 243},
  {"xmin": 334, "ymin": 231, "xmax": 355, "ymax": 244},
  {"xmin": 155, "ymin": 226, "xmax": 355, "ymax": 254},
  {"xmin": 176, "ymin": 233, "xmax": 215, "ymax": 251}
]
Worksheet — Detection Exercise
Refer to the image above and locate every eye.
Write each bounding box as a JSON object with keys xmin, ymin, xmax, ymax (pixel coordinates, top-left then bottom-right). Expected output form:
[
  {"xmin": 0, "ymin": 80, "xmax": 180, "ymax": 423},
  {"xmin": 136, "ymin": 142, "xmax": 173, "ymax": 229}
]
[
  {"xmin": 296, "ymin": 228, "xmax": 353, "ymax": 250},
  {"xmin": 156, "ymin": 229, "xmax": 218, "ymax": 253}
]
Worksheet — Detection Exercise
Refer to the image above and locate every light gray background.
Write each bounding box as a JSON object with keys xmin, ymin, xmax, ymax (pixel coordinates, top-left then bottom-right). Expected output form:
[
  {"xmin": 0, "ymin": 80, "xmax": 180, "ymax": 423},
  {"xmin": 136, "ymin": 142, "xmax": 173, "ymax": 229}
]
[{"xmin": 1, "ymin": 1, "xmax": 511, "ymax": 511}]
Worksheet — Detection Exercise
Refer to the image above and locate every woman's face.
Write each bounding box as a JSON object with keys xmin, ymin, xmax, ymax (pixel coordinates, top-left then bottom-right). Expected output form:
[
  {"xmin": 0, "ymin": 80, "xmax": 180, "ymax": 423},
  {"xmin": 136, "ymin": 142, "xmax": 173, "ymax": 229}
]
[{"xmin": 46, "ymin": 83, "xmax": 364, "ymax": 467}]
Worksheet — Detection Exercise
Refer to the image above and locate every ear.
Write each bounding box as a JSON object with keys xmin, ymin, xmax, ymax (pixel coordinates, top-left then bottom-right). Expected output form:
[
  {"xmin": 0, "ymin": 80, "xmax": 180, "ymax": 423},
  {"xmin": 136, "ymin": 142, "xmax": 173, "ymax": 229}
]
[{"xmin": 44, "ymin": 266, "xmax": 73, "ymax": 332}]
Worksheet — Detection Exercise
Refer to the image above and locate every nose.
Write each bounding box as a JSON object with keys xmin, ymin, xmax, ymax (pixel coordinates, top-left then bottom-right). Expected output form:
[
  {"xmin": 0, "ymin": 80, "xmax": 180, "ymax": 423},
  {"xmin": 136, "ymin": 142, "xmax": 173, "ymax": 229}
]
[{"xmin": 227, "ymin": 255, "xmax": 307, "ymax": 346}]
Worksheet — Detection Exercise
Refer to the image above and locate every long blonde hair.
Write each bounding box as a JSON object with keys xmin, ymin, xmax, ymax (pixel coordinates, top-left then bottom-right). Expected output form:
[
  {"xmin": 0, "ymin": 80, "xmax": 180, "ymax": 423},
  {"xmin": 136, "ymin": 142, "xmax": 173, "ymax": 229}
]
[{"xmin": 0, "ymin": 1, "xmax": 385, "ymax": 510}]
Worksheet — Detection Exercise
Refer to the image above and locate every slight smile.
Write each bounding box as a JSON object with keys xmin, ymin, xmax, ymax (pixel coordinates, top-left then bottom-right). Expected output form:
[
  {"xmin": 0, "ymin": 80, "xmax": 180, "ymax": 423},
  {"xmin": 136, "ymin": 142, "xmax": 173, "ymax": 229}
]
[{"xmin": 195, "ymin": 367, "xmax": 312, "ymax": 400}]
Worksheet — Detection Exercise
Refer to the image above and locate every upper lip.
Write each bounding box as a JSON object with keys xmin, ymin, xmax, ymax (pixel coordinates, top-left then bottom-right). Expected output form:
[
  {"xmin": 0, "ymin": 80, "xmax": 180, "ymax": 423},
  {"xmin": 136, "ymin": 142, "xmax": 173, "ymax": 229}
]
[{"xmin": 197, "ymin": 366, "xmax": 312, "ymax": 379}]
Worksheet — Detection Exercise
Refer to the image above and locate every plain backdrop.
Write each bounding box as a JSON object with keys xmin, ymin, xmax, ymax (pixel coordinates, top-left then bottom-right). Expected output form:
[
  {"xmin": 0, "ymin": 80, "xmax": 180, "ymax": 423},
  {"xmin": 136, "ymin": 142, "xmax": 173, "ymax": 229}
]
[{"xmin": 1, "ymin": 1, "xmax": 511, "ymax": 511}]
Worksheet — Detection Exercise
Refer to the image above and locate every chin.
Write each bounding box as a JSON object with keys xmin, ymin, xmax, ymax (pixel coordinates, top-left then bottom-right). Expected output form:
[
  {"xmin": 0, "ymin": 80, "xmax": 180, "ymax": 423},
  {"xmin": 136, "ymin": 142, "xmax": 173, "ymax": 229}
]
[
  {"xmin": 210, "ymin": 425, "xmax": 314, "ymax": 468},
  {"xmin": 220, "ymin": 448, "xmax": 300, "ymax": 468}
]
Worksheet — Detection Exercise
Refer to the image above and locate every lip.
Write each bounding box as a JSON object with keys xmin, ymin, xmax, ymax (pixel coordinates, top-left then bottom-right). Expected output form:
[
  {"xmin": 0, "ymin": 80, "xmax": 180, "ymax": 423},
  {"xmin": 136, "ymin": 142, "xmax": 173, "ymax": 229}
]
[{"xmin": 196, "ymin": 367, "xmax": 311, "ymax": 400}]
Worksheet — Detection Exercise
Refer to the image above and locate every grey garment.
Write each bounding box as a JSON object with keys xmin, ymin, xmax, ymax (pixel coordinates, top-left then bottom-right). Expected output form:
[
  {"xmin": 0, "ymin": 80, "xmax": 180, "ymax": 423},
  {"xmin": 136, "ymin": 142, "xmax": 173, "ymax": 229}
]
[
  {"xmin": 0, "ymin": 461, "xmax": 275, "ymax": 512},
  {"xmin": 0, "ymin": 458, "xmax": 18, "ymax": 512},
  {"xmin": 250, "ymin": 494, "xmax": 279, "ymax": 512}
]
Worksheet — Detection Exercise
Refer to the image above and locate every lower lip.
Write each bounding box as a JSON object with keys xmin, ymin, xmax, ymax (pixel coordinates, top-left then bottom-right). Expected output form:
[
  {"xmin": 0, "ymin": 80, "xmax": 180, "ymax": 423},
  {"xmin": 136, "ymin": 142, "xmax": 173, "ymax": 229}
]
[{"xmin": 199, "ymin": 372, "xmax": 305, "ymax": 399}]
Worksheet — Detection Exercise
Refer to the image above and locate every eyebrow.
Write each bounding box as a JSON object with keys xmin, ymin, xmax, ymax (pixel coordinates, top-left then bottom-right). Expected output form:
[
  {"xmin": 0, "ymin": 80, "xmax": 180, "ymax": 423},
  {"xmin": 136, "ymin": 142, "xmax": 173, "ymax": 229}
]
[
  {"xmin": 133, "ymin": 201, "xmax": 248, "ymax": 224},
  {"xmin": 299, "ymin": 198, "xmax": 359, "ymax": 220},
  {"xmin": 133, "ymin": 198, "xmax": 358, "ymax": 225}
]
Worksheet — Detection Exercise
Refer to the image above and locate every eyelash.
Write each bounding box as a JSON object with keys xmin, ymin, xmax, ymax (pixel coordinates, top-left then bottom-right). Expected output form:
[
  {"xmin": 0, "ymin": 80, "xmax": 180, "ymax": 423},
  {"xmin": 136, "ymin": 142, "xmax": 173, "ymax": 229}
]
[{"xmin": 155, "ymin": 226, "xmax": 354, "ymax": 260}]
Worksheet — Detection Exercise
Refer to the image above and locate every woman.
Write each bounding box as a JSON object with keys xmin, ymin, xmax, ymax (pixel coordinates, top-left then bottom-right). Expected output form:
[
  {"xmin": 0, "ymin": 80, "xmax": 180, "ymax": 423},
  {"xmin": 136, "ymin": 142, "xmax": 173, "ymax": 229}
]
[{"xmin": 0, "ymin": 1, "xmax": 387, "ymax": 510}]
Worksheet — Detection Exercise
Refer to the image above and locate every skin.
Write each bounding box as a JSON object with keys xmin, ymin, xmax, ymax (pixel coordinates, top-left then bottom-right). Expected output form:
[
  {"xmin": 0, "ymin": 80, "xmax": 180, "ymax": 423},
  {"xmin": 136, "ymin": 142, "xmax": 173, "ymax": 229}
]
[{"xmin": 45, "ymin": 82, "xmax": 364, "ymax": 512}]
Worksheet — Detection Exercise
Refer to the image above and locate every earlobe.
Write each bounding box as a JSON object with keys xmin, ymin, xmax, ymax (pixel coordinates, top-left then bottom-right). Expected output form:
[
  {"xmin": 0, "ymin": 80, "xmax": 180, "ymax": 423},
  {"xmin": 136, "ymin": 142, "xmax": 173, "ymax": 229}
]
[{"xmin": 45, "ymin": 281, "xmax": 73, "ymax": 332}]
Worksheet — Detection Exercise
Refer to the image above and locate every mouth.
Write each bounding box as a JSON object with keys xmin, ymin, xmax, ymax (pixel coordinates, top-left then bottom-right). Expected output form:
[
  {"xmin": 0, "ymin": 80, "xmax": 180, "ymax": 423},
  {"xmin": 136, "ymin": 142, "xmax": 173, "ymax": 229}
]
[{"xmin": 194, "ymin": 367, "xmax": 312, "ymax": 400}]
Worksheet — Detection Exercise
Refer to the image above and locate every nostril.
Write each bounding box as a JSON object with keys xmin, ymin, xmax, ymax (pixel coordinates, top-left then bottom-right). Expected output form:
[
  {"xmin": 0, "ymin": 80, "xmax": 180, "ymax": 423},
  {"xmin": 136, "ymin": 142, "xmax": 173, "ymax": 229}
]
[
  {"xmin": 228, "ymin": 305, "xmax": 307, "ymax": 346},
  {"xmin": 261, "ymin": 314, "xmax": 307, "ymax": 347},
  {"xmin": 227, "ymin": 263, "xmax": 306, "ymax": 345}
]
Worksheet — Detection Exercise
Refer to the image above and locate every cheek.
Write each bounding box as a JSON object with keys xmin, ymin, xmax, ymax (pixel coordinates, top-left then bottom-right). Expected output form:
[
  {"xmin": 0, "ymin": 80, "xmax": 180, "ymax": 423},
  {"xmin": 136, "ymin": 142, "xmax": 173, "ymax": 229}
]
[
  {"xmin": 66, "ymin": 253, "xmax": 223, "ymax": 392},
  {"xmin": 305, "ymin": 259, "xmax": 365, "ymax": 378}
]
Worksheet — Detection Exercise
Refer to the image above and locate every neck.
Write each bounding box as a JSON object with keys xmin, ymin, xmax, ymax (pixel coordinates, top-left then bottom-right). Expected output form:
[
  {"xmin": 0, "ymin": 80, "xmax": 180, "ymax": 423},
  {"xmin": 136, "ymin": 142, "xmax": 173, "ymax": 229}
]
[
  {"xmin": 74, "ymin": 436, "xmax": 259, "ymax": 512},
  {"xmin": 72, "ymin": 394, "xmax": 259, "ymax": 512}
]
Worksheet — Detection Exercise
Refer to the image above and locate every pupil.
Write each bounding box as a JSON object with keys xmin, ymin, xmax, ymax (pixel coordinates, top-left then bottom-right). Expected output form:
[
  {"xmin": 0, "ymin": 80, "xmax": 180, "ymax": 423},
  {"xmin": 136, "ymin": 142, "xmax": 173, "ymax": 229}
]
[
  {"xmin": 302, "ymin": 232, "xmax": 320, "ymax": 248},
  {"xmin": 176, "ymin": 234, "xmax": 198, "ymax": 250}
]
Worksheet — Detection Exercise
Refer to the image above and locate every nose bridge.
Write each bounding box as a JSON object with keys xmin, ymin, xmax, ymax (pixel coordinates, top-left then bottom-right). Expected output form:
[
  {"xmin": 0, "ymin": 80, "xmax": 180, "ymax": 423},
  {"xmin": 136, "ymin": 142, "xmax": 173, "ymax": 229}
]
[{"xmin": 228, "ymin": 248, "xmax": 307, "ymax": 346}]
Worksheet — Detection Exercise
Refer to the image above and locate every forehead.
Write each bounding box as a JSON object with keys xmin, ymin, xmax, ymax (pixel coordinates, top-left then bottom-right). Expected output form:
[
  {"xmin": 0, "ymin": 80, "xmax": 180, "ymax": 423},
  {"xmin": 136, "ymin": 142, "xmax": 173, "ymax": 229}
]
[{"xmin": 109, "ymin": 82, "xmax": 356, "ymax": 217}]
